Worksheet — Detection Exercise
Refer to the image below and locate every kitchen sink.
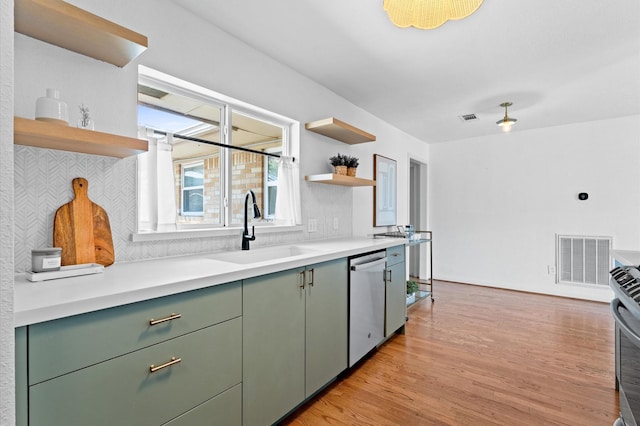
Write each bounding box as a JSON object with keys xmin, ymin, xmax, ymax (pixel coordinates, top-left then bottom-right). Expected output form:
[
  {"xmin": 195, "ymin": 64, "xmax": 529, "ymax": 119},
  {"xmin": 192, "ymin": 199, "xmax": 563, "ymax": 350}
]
[{"xmin": 209, "ymin": 245, "xmax": 322, "ymax": 264}]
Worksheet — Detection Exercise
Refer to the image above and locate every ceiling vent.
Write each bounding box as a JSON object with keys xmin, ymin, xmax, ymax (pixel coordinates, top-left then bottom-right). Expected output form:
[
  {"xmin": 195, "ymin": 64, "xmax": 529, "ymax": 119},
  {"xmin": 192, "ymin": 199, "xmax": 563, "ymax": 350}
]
[{"xmin": 458, "ymin": 113, "xmax": 478, "ymax": 122}]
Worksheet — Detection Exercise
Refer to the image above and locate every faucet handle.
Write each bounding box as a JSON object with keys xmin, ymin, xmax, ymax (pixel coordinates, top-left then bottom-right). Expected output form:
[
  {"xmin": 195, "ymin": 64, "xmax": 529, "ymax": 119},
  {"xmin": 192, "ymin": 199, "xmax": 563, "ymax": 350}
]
[{"xmin": 245, "ymin": 226, "xmax": 256, "ymax": 241}]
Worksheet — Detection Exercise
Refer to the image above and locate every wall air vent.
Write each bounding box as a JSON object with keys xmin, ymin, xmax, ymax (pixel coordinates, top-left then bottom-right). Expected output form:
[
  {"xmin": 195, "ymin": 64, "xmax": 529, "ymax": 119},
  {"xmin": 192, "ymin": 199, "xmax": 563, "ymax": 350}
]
[
  {"xmin": 458, "ymin": 113, "xmax": 478, "ymax": 122},
  {"xmin": 556, "ymin": 235, "xmax": 611, "ymax": 286}
]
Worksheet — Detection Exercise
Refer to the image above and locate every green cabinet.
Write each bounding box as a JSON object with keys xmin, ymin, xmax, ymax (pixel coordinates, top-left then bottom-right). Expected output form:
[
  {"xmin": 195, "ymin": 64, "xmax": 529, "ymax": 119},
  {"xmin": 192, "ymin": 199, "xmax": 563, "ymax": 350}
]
[
  {"xmin": 16, "ymin": 254, "xmax": 356, "ymax": 426},
  {"xmin": 385, "ymin": 245, "xmax": 407, "ymax": 336},
  {"xmin": 15, "ymin": 327, "xmax": 27, "ymax": 426},
  {"xmin": 28, "ymin": 282, "xmax": 241, "ymax": 385},
  {"xmin": 242, "ymin": 267, "xmax": 306, "ymax": 426},
  {"xmin": 243, "ymin": 258, "xmax": 348, "ymax": 426},
  {"xmin": 29, "ymin": 318, "xmax": 241, "ymax": 426},
  {"xmin": 305, "ymin": 260, "xmax": 349, "ymax": 396},
  {"xmin": 20, "ymin": 282, "xmax": 242, "ymax": 426},
  {"xmin": 164, "ymin": 384, "xmax": 242, "ymax": 426}
]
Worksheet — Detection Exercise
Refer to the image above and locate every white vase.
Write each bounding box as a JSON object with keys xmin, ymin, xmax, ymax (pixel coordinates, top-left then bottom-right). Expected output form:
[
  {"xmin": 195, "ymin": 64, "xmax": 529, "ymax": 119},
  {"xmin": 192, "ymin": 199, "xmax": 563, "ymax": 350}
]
[
  {"xmin": 35, "ymin": 88, "xmax": 69, "ymax": 125},
  {"xmin": 77, "ymin": 118, "xmax": 94, "ymax": 130}
]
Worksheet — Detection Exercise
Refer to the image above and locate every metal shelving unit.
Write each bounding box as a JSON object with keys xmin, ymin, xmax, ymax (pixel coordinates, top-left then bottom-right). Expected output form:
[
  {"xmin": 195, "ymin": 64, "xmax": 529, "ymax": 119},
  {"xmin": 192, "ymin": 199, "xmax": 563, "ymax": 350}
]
[
  {"xmin": 373, "ymin": 229, "xmax": 433, "ymax": 303},
  {"xmin": 409, "ymin": 230, "xmax": 433, "ymax": 303}
]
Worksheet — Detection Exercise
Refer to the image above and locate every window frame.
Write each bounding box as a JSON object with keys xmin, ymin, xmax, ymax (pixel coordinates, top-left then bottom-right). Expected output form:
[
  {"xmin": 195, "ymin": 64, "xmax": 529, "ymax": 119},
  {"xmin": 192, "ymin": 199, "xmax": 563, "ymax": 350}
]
[
  {"xmin": 180, "ymin": 160, "xmax": 205, "ymax": 217},
  {"xmin": 263, "ymin": 148, "xmax": 282, "ymax": 220},
  {"xmin": 137, "ymin": 66, "xmax": 299, "ymax": 236}
]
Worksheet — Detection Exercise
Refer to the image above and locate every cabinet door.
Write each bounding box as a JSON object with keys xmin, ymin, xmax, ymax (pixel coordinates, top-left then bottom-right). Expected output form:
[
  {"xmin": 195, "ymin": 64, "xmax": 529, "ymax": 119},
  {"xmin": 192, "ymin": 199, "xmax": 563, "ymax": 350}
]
[
  {"xmin": 15, "ymin": 327, "xmax": 28, "ymax": 426},
  {"xmin": 243, "ymin": 268, "xmax": 306, "ymax": 426},
  {"xmin": 29, "ymin": 281, "xmax": 241, "ymax": 385},
  {"xmin": 385, "ymin": 260, "xmax": 407, "ymax": 336},
  {"xmin": 163, "ymin": 384, "xmax": 241, "ymax": 426},
  {"xmin": 386, "ymin": 244, "xmax": 405, "ymax": 266},
  {"xmin": 305, "ymin": 259, "xmax": 348, "ymax": 397},
  {"xmin": 29, "ymin": 318, "xmax": 241, "ymax": 426}
]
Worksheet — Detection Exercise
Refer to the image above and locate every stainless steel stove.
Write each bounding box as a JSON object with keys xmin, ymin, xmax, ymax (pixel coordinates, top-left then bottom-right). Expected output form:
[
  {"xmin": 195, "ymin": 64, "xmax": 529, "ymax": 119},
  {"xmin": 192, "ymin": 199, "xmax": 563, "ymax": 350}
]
[{"xmin": 610, "ymin": 266, "xmax": 640, "ymax": 426}]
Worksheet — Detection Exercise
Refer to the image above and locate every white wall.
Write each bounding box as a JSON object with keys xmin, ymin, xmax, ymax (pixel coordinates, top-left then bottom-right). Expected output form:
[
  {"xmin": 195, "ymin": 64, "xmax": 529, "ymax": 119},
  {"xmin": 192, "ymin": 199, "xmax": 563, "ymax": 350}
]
[
  {"xmin": 11, "ymin": 0, "xmax": 428, "ymax": 272},
  {"xmin": 0, "ymin": 0, "xmax": 14, "ymax": 423},
  {"xmin": 429, "ymin": 115, "xmax": 640, "ymax": 301}
]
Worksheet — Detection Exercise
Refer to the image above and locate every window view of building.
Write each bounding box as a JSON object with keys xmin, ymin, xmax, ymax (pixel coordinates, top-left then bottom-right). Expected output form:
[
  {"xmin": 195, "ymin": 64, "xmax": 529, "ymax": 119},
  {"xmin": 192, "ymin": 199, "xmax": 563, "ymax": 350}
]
[
  {"xmin": 137, "ymin": 79, "xmax": 286, "ymax": 228},
  {"xmin": 180, "ymin": 161, "xmax": 205, "ymax": 216}
]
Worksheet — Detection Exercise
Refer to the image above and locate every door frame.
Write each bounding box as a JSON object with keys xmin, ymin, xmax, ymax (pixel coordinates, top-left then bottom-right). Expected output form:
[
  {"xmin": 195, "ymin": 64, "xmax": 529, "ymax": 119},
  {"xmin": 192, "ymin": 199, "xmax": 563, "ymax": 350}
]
[{"xmin": 408, "ymin": 154, "xmax": 428, "ymax": 279}]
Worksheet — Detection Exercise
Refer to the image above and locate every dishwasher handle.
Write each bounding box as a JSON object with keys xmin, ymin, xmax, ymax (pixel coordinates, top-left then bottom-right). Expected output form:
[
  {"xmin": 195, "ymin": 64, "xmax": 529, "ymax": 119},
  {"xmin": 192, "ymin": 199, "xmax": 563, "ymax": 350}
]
[{"xmin": 350, "ymin": 257, "xmax": 387, "ymax": 271}]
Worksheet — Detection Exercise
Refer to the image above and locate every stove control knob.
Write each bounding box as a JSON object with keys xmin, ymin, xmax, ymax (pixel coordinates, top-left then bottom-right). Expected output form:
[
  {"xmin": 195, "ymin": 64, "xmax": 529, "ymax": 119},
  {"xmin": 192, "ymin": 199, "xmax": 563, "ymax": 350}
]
[
  {"xmin": 620, "ymin": 275, "xmax": 632, "ymax": 283},
  {"xmin": 612, "ymin": 270, "xmax": 627, "ymax": 280}
]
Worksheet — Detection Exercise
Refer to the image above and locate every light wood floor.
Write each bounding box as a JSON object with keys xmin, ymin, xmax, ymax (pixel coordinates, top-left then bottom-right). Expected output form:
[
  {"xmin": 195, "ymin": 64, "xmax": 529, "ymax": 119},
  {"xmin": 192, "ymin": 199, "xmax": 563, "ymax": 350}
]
[{"xmin": 282, "ymin": 281, "xmax": 618, "ymax": 425}]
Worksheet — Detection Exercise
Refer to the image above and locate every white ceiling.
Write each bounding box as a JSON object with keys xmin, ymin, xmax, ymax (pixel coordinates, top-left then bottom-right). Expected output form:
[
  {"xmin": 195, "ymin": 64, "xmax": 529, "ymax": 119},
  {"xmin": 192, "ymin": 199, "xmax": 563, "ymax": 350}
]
[{"xmin": 171, "ymin": 0, "xmax": 640, "ymax": 143}]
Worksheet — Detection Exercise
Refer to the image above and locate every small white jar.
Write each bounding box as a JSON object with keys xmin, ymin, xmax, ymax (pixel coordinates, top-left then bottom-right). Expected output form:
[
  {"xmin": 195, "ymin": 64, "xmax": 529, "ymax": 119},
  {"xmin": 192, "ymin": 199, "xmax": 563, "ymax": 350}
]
[
  {"xmin": 32, "ymin": 248, "xmax": 62, "ymax": 273},
  {"xmin": 35, "ymin": 88, "xmax": 69, "ymax": 125}
]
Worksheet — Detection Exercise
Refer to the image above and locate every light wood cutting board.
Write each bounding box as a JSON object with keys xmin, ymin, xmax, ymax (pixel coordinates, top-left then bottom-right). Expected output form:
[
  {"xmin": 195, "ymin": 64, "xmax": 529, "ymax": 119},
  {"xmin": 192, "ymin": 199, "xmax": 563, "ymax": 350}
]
[{"xmin": 53, "ymin": 177, "xmax": 114, "ymax": 266}]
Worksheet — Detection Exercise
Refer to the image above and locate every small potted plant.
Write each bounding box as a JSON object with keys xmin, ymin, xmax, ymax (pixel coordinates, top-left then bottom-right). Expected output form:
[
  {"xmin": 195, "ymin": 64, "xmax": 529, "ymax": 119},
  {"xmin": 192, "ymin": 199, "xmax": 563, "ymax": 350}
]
[
  {"xmin": 345, "ymin": 155, "xmax": 359, "ymax": 177},
  {"xmin": 329, "ymin": 153, "xmax": 347, "ymax": 175},
  {"xmin": 406, "ymin": 280, "xmax": 419, "ymax": 305}
]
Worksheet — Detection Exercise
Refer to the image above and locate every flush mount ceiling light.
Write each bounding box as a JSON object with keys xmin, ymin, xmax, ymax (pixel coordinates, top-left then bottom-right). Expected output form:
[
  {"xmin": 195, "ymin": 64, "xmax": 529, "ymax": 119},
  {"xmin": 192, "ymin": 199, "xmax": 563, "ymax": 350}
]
[
  {"xmin": 496, "ymin": 102, "xmax": 517, "ymax": 132},
  {"xmin": 383, "ymin": 0, "xmax": 484, "ymax": 30}
]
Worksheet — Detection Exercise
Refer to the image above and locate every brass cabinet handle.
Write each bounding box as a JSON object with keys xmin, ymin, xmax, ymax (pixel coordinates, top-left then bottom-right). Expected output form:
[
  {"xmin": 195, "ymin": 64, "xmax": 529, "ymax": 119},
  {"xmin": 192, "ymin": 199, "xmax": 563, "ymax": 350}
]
[
  {"xmin": 149, "ymin": 356, "xmax": 182, "ymax": 373},
  {"xmin": 308, "ymin": 268, "xmax": 315, "ymax": 287},
  {"xmin": 299, "ymin": 271, "xmax": 306, "ymax": 289},
  {"xmin": 149, "ymin": 313, "xmax": 182, "ymax": 326}
]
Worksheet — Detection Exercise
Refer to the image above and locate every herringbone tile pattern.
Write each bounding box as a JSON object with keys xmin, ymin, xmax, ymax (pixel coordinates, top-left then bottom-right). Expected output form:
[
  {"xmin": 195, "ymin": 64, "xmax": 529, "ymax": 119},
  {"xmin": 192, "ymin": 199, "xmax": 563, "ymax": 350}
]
[{"xmin": 13, "ymin": 145, "xmax": 352, "ymax": 272}]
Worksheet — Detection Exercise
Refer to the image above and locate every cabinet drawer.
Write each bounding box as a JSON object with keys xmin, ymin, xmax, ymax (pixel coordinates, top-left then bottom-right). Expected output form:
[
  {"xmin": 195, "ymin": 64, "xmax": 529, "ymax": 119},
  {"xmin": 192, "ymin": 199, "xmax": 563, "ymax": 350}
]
[
  {"xmin": 29, "ymin": 281, "xmax": 241, "ymax": 385},
  {"xmin": 386, "ymin": 245, "xmax": 405, "ymax": 266},
  {"xmin": 29, "ymin": 317, "xmax": 242, "ymax": 426},
  {"xmin": 164, "ymin": 383, "xmax": 241, "ymax": 426}
]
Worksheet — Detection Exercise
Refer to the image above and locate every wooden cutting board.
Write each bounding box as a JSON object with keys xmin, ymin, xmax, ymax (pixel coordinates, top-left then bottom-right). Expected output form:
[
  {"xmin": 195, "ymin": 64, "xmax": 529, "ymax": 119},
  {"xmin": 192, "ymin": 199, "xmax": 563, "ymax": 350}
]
[{"xmin": 53, "ymin": 177, "xmax": 114, "ymax": 266}]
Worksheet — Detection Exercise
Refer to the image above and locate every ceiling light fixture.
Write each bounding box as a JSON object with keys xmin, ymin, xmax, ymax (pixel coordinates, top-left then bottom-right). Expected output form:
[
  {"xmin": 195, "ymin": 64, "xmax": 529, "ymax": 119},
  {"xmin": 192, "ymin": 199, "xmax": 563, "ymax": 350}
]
[
  {"xmin": 383, "ymin": 0, "xmax": 484, "ymax": 30},
  {"xmin": 496, "ymin": 102, "xmax": 517, "ymax": 132}
]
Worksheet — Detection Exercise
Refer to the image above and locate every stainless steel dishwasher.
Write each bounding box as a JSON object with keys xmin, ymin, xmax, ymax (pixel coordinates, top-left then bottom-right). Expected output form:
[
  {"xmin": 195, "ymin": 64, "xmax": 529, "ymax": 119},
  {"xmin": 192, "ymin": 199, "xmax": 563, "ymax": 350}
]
[{"xmin": 349, "ymin": 250, "xmax": 387, "ymax": 367}]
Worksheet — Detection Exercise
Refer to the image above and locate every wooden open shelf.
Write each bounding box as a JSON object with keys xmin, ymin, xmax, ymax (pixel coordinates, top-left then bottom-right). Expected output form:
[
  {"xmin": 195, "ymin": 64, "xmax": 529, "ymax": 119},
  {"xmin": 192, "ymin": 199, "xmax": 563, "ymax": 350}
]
[
  {"xmin": 14, "ymin": 117, "xmax": 148, "ymax": 158},
  {"xmin": 15, "ymin": 0, "xmax": 148, "ymax": 67},
  {"xmin": 305, "ymin": 173, "xmax": 376, "ymax": 187},
  {"xmin": 305, "ymin": 117, "xmax": 376, "ymax": 145}
]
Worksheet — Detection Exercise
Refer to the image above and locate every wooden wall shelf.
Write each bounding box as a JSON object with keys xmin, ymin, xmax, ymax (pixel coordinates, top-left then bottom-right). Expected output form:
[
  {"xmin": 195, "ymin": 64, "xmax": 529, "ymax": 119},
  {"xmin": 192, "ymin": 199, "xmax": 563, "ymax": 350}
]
[
  {"xmin": 14, "ymin": 117, "xmax": 148, "ymax": 158},
  {"xmin": 305, "ymin": 174, "xmax": 376, "ymax": 187},
  {"xmin": 305, "ymin": 118, "xmax": 376, "ymax": 145},
  {"xmin": 15, "ymin": 0, "xmax": 148, "ymax": 67}
]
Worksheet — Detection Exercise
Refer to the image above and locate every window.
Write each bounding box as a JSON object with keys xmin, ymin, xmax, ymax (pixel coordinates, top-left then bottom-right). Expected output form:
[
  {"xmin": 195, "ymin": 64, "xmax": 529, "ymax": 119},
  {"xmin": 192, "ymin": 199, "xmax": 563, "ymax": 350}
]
[
  {"xmin": 263, "ymin": 154, "xmax": 280, "ymax": 219},
  {"xmin": 181, "ymin": 162, "xmax": 204, "ymax": 216},
  {"xmin": 136, "ymin": 67, "xmax": 298, "ymax": 232}
]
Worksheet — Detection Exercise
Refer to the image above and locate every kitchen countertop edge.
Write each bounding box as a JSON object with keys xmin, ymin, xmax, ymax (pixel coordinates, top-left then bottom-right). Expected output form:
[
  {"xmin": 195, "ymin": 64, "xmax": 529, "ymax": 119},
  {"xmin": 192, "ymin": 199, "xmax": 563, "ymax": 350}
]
[
  {"xmin": 613, "ymin": 250, "xmax": 640, "ymax": 267},
  {"xmin": 15, "ymin": 238, "xmax": 405, "ymax": 327}
]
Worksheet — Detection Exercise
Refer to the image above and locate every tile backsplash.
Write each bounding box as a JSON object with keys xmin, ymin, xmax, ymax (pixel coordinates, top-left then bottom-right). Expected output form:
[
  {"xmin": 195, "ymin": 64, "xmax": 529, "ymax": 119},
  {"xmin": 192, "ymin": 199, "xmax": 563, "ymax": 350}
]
[{"xmin": 14, "ymin": 146, "xmax": 352, "ymax": 272}]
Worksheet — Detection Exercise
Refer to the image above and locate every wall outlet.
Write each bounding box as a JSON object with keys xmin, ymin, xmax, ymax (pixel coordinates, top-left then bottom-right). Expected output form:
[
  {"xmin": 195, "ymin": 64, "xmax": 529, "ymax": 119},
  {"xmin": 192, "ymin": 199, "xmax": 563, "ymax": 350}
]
[
  {"xmin": 547, "ymin": 265, "xmax": 556, "ymax": 275},
  {"xmin": 333, "ymin": 217, "xmax": 339, "ymax": 230},
  {"xmin": 308, "ymin": 218, "xmax": 318, "ymax": 233}
]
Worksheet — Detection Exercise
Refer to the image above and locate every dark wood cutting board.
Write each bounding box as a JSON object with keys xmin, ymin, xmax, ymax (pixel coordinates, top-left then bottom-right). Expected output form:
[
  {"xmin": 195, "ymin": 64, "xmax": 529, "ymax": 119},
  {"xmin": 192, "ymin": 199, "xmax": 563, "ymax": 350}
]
[{"xmin": 53, "ymin": 177, "xmax": 114, "ymax": 266}]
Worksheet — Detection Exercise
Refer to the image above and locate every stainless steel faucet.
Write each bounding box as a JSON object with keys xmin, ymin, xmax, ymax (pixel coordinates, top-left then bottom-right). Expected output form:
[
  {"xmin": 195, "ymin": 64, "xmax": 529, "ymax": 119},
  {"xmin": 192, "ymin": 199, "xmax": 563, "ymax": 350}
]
[{"xmin": 242, "ymin": 190, "xmax": 262, "ymax": 250}]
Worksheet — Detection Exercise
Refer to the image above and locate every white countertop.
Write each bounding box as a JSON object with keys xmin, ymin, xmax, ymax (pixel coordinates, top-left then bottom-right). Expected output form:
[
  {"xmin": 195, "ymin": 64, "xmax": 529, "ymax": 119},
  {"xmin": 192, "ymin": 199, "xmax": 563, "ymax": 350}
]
[
  {"xmin": 14, "ymin": 238, "xmax": 405, "ymax": 327},
  {"xmin": 613, "ymin": 250, "xmax": 640, "ymax": 266}
]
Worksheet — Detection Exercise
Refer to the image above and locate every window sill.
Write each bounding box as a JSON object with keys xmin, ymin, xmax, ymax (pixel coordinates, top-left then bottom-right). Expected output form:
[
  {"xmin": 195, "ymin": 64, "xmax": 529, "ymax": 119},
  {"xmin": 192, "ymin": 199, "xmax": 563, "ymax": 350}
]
[{"xmin": 131, "ymin": 224, "xmax": 304, "ymax": 242}]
